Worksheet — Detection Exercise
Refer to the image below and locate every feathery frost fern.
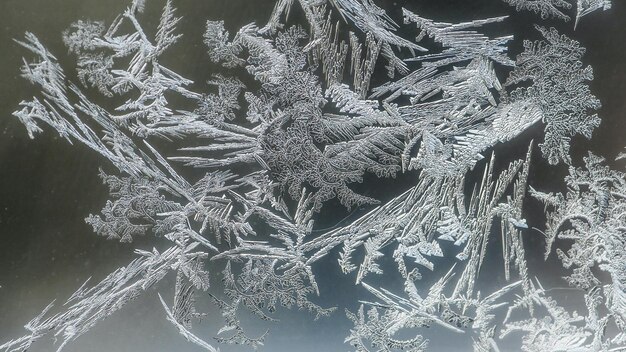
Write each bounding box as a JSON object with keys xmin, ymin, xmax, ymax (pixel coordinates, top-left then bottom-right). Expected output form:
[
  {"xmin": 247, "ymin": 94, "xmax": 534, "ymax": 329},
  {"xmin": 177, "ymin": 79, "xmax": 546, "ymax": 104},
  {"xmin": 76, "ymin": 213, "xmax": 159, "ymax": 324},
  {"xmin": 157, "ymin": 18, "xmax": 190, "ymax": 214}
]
[{"xmin": 2, "ymin": 0, "xmax": 622, "ymax": 351}]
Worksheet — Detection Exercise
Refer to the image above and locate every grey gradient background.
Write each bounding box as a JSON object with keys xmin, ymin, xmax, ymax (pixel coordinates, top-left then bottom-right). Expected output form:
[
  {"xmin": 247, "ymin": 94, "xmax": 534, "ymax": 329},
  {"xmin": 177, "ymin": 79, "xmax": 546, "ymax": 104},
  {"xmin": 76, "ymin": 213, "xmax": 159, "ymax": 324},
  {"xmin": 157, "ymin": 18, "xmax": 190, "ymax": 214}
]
[{"xmin": 1, "ymin": 0, "xmax": 626, "ymax": 351}]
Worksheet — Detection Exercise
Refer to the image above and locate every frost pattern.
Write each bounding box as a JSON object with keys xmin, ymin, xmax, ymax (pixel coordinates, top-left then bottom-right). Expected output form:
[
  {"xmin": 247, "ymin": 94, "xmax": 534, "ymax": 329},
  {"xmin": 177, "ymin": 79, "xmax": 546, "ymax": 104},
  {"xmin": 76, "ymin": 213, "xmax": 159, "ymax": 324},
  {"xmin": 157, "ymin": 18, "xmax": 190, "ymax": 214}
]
[
  {"xmin": 1, "ymin": 0, "xmax": 623, "ymax": 351},
  {"xmin": 501, "ymin": 0, "xmax": 611, "ymax": 26}
]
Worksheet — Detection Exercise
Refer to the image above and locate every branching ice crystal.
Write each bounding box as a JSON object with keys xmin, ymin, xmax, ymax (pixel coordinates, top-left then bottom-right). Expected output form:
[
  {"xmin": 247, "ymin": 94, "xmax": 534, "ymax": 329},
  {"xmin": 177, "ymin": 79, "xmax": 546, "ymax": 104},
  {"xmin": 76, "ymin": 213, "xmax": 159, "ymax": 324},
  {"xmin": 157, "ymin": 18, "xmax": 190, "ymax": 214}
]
[
  {"xmin": 501, "ymin": 0, "xmax": 611, "ymax": 26},
  {"xmin": 1, "ymin": 0, "xmax": 624, "ymax": 351}
]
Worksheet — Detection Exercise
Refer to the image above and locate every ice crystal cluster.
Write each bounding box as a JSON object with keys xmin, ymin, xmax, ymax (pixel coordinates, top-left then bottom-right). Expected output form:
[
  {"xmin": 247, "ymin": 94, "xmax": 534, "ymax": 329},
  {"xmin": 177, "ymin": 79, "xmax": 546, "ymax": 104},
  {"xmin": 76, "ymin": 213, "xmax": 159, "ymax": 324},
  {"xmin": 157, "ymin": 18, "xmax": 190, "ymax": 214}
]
[{"xmin": 1, "ymin": 0, "xmax": 621, "ymax": 351}]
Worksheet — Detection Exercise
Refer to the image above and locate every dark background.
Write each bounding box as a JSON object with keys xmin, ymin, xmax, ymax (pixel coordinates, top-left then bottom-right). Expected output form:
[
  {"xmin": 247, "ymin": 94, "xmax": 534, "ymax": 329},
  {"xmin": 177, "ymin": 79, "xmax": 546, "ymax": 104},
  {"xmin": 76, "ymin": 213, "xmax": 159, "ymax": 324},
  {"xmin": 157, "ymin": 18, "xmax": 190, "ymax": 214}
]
[{"xmin": 1, "ymin": 0, "xmax": 625, "ymax": 351}]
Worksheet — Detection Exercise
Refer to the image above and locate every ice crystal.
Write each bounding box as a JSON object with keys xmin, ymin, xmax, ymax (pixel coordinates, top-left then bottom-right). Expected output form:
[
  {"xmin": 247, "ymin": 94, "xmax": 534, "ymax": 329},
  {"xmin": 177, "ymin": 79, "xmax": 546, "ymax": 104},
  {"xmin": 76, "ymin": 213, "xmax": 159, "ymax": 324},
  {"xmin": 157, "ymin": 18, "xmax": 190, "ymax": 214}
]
[
  {"xmin": 502, "ymin": 0, "xmax": 611, "ymax": 25},
  {"xmin": 2, "ymin": 0, "xmax": 623, "ymax": 351},
  {"xmin": 506, "ymin": 26, "xmax": 601, "ymax": 165}
]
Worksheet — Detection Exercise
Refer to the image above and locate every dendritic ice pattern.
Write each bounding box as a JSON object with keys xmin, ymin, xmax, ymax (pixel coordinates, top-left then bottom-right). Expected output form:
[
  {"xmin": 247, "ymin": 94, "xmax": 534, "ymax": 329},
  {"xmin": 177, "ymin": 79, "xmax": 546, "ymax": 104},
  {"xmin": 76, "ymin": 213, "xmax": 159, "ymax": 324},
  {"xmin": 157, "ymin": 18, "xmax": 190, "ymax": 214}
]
[{"xmin": 0, "ymin": 0, "xmax": 622, "ymax": 351}]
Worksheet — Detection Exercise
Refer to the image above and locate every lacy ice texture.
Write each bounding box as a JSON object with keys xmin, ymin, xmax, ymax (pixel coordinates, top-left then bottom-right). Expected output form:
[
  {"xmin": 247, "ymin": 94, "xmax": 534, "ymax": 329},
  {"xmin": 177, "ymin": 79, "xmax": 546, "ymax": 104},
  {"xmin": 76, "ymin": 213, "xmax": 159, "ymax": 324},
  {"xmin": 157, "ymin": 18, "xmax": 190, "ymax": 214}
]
[{"xmin": 1, "ymin": 0, "xmax": 620, "ymax": 351}]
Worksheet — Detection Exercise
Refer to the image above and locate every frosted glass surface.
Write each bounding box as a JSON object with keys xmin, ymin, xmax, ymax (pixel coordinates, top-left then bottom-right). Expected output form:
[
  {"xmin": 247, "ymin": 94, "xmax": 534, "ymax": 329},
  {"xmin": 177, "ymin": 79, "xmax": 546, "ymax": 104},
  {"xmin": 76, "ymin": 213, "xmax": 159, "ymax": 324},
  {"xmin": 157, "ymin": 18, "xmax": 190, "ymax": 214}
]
[{"xmin": 0, "ymin": 1, "xmax": 624, "ymax": 351}]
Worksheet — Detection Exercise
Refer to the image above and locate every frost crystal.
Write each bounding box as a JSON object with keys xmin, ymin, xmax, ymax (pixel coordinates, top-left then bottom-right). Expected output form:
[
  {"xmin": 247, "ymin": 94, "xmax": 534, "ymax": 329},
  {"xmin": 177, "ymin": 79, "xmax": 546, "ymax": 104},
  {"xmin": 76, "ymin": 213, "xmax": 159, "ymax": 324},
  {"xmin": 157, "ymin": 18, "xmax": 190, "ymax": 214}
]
[
  {"xmin": 501, "ymin": 0, "xmax": 611, "ymax": 25},
  {"xmin": 2, "ymin": 0, "xmax": 623, "ymax": 351}
]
